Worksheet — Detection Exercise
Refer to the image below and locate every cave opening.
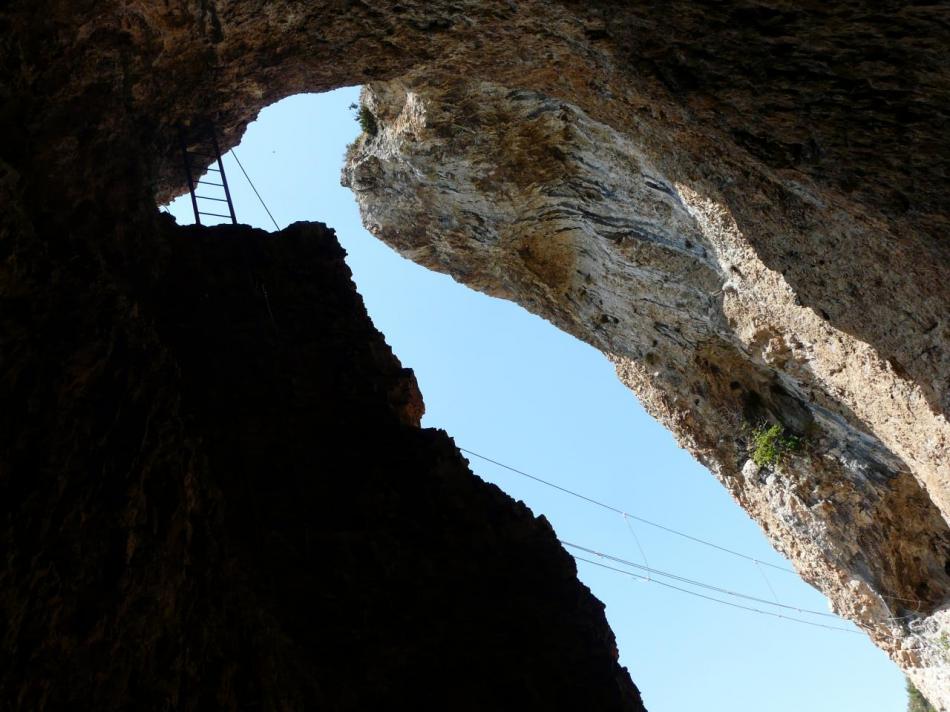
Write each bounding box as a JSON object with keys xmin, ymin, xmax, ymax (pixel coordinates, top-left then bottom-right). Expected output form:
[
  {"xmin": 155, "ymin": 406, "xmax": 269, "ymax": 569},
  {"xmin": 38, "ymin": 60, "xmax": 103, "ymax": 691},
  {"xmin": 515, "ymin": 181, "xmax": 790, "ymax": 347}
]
[
  {"xmin": 5, "ymin": 2, "xmax": 949, "ymax": 707},
  {"xmin": 159, "ymin": 87, "xmax": 907, "ymax": 712}
]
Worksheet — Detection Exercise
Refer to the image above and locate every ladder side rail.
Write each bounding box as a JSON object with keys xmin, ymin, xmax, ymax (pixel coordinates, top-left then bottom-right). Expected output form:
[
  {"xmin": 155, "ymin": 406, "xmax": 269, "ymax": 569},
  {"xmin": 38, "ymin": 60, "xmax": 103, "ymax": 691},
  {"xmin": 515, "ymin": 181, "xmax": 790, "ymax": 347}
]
[{"xmin": 177, "ymin": 126, "xmax": 202, "ymax": 226}]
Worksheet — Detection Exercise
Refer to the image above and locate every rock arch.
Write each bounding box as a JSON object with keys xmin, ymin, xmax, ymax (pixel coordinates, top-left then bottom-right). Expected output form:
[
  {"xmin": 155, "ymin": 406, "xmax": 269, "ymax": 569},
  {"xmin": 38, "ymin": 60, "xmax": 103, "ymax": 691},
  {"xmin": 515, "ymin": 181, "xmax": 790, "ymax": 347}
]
[{"xmin": 2, "ymin": 1, "xmax": 949, "ymax": 708}]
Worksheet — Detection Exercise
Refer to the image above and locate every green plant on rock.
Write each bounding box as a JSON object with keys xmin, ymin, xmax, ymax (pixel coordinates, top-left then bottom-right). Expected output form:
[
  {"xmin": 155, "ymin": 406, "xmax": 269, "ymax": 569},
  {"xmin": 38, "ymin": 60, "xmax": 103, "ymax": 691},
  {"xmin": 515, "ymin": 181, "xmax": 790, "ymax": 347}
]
[
  {"xmin": 939, "ymin": 631, "xmax": 950, "ymax": 662},
  {"xmin": 356, "ymin": 105, "xmax": 378, "ymax": 137},
  {"xmin": 906, "ymin": 677, "xmax": 936, "ymax": 712},
  {"xmin": 749, "ymin": 422, "xmax": 801, "ymax": 467},
  {"xmin": 347, "ymin": 101, "xmax": 379, "ymax": 137}
]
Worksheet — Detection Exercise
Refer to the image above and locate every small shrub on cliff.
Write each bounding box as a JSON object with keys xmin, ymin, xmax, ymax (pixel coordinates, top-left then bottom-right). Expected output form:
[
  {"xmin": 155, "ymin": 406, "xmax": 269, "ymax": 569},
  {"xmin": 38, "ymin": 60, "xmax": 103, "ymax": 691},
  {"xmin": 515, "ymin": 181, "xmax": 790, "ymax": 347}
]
[
  {"xmin": 350, "ymin": 102, "xmax": 378, "ymax": 137},
  {"xmin": 749, "ymin": 422, "xmax": 800, "ymax": 467},
  {"xmin": 906, "ymin": 678, "xmax": 936, "ymax": 712}
]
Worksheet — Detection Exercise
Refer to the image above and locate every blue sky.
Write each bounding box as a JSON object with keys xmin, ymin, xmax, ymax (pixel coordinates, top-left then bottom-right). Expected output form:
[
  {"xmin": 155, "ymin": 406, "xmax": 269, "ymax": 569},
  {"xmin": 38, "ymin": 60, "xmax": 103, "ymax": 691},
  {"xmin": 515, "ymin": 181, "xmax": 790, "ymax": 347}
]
[{"xmin": 164, "ymin": 88, "xmax": 905, "ymax": 711}]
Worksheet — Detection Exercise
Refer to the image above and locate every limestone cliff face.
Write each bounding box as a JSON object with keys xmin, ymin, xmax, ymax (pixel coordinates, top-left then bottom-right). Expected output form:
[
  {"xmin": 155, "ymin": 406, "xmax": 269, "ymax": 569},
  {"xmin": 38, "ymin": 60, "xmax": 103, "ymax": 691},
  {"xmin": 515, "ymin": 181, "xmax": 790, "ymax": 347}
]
[
  {"xmin": 3, "ymin": 0, "xmax": 949, "ymax": 708},
  {"xmin": 343, "ymin": 77, "xmax": 950, "ymax": 707}
]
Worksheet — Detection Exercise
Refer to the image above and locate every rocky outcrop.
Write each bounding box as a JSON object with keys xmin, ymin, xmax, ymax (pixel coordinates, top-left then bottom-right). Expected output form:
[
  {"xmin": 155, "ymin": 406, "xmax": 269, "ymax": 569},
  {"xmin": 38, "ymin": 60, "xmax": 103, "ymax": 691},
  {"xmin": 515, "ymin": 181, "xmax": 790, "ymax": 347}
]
[
  {"xmin": 342, "ymin": 71, "xmax": 950, "ymax": 707},
  {"xmin": 1, "ymin": 214, "xmax": 643, "ymax": 709},
  {"xmin": 3, "ymin": 0, "xmax": 949, "ymax": 707}
]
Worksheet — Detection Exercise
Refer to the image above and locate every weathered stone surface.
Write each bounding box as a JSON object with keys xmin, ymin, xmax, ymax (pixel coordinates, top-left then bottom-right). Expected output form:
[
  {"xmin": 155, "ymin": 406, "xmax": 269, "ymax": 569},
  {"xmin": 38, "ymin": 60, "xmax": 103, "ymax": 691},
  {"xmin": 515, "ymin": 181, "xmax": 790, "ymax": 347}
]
[
  {"xmin": 342, "ymin": 73, "xmax": 950, "ymax": 709},
  {"xmin": 3, "ymin": 0, "xmax": 950, "ymax": 707}
]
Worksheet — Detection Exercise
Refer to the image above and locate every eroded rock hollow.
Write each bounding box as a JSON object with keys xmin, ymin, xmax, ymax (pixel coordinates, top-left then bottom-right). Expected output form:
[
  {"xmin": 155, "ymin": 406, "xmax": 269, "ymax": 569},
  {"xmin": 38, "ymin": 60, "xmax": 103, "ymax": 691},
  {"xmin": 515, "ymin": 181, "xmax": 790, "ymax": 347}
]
[{"xmin": 2, "ymin": 0, "xmax": 949, "ymax": 708}]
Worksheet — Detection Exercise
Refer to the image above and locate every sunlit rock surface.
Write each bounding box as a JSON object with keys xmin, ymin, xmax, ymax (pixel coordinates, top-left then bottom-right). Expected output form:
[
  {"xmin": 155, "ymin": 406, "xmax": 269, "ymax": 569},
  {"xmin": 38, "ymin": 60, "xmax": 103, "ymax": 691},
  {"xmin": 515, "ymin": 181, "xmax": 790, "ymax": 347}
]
[{"xmin": 343, "ymin": 76, "xmax": 950, "ymax": 707}]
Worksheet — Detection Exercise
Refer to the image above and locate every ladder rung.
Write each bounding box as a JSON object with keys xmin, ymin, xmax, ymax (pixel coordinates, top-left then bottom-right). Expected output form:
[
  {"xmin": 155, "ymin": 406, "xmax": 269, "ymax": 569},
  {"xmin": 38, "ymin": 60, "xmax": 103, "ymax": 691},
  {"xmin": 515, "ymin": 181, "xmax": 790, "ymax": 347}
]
[
  {"xmin": 196, "ymin": 195, "xmax": 230, "ymax": 202},
  {"xmin": 198, "ymin": 211, "xmax": 234, "ymax": 219},
  {"xmin": 185, "ymin": 160, "xmax": 220, "ymax": 174},
  {"xmin": 197, "ymin": 180, "xmax": 223, "ymax": 187}
]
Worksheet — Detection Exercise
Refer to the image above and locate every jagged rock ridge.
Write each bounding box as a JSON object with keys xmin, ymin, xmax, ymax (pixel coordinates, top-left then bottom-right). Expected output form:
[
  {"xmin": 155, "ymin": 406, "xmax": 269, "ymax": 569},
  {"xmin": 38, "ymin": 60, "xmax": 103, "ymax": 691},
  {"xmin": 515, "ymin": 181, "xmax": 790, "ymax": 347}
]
[{"xmin": 1, "ymin": 215, "xmax": 644, "ymax": 709}]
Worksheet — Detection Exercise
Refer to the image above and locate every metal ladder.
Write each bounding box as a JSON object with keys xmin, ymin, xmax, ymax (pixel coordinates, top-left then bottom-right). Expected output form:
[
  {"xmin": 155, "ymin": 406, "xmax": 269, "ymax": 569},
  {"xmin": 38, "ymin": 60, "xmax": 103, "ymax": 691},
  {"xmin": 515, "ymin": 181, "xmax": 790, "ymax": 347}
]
[{"xmin": 177, "ymin": 122, "xmax": 237, "ymax": 226}]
